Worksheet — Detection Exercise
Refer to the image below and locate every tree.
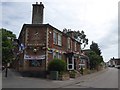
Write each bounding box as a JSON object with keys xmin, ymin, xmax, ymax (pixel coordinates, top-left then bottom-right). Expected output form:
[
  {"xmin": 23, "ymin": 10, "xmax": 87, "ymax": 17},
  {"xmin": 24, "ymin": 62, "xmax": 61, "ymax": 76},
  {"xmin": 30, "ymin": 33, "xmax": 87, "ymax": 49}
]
[
  {"xmin": 90, "ymin": 41, "xmax": 101, "ymax": 56},
  {"xmin": 90, "ymin": 41, "xmax": 103, "ymax": 63},
  {"xmin": 85, "ymin": 41, "xmax": 104, "ymax": 70},
  {"xmin": 1, "ymin": 28, "xmax": 16, "ymax": 65},
  {"xmin": 63, "ymin": 28, "xmax": 88, "ymax": 49},
  {"xmin": 73, "ymin": 30, "xmax": 88, "ymax": 49},
  {"xmin": 85, "ymin": 50, "xmax": 101, "ymax": 70}
]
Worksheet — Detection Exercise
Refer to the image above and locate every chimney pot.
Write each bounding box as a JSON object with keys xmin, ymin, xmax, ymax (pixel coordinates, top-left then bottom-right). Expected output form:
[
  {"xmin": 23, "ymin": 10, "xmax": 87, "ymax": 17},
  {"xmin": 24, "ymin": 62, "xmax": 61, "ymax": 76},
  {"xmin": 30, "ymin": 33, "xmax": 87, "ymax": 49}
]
[{"xmin": 36, "ymin": 2, "xmax": 38, "ymax": 4}]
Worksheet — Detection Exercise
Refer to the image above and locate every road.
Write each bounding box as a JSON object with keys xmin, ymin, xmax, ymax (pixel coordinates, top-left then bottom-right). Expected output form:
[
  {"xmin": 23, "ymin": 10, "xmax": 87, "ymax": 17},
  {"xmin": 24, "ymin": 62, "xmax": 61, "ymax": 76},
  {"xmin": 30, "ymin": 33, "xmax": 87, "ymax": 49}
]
[
  {"xmin": 2, "ymin": 67, "xmax": 119, "ymax": 88},
  {"xmin": 62, "ymin": 67, "xmax": 118, "ymax": 88}
]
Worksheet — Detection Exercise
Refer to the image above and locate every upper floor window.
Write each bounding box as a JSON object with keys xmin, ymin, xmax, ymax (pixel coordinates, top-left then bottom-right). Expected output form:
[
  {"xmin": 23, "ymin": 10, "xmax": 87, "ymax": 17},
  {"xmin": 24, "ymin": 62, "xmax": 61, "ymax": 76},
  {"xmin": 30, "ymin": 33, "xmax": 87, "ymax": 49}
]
[
  {"xmin": 67, "ymin": 37, "xmax": 71, "ymax": 49},
  {"xmin": 75, "ymin": 42, "xmax": 77, "ymax": 51},
  {"xmin": 53, "ymin": 32, "xmax": 57, "ymax": 44},
  {"xmin": 58, "ymin": 34, "xmax": 62, "ymax": 46},
  {"xmin": 71, "ymin": 40, "xmax": 72, "ymax": 50},
  {"xmin": 53, "ymin": 31, "xmax": 62, "ymax": 46}
]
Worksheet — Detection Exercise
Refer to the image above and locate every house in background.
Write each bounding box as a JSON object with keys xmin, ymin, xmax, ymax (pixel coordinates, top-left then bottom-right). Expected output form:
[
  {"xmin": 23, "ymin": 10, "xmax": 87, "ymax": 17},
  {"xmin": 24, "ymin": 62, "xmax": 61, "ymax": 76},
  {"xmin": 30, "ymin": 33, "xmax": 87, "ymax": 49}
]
[
  {"xmin": 108, "ymin": 57, "xmax": 120, "ymax": 68},
  {"xmin": 12, "ymin": 2, "xmax": 86, "ymax": 76}
]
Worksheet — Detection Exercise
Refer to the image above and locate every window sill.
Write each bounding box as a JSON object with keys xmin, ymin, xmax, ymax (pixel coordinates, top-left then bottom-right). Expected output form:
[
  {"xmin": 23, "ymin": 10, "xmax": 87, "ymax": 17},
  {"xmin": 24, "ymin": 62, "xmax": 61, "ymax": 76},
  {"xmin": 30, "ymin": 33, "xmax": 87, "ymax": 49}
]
[{"xmin": 53, "ymin": 43, "xmax": 62, "ymax": 47}]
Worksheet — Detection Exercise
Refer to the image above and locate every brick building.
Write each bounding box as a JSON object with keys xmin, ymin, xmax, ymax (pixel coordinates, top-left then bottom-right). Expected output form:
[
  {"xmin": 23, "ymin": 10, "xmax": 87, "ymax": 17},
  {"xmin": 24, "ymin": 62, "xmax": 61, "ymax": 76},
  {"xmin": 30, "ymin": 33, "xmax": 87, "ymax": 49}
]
[{"xmin": 14, "ymin": 2, "xmax": 84, "ymax": 75}]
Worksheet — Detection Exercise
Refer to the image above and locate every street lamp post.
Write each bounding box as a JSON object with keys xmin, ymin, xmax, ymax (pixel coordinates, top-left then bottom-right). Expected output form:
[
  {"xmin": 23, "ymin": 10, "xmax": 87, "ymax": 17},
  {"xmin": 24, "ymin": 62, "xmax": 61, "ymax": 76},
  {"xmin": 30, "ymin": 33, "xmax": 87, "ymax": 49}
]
[
  {"xmin": 4, "ymin": 37, "xmax": 13, "ymax": 77},
  {"xmin": 5, "ymin": 64, "xmax": 8, "ymax": 77}
]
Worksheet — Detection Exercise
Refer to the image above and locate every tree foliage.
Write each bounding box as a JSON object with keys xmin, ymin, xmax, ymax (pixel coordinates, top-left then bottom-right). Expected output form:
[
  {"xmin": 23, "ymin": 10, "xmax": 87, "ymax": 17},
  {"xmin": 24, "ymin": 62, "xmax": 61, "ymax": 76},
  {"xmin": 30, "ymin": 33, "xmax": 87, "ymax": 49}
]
[
  {"xmin": 73, "ymin": 30, "xmax": 88, "ymax": 49},
  {"xmin": 63, "ymin": 28, "xmax": 88, "ymax": 49},
  {"xmin": 90, "ymin": 41, "xmax": 101, "ymax": 56},
  {"xmin": 85, "ymin": 51, "xmax": 101, "ymax": 69},
  {"xmin": 84, "ymin": 42, "xmax": 104, "ymax": 70},
  {"xmin": 1, "ymin": 28, "xmax": 16, "ymax": 64}
]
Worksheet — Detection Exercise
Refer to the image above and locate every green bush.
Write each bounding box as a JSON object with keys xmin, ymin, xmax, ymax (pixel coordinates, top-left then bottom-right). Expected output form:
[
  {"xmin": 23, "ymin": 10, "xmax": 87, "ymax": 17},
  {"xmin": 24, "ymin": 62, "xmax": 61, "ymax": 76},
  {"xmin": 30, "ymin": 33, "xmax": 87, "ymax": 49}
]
[{"xmin": 48, "ymin": 58, "xmax": 66, "ymax": 72}]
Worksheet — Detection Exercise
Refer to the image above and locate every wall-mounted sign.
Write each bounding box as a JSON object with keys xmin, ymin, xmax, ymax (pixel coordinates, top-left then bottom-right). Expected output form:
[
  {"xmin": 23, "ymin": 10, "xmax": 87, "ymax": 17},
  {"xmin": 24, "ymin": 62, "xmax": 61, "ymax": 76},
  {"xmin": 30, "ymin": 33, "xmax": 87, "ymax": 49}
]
[
  {"xmin": 24, "ymin": 54, "xmax": 45, "ymax": 60},
  {"xmin": 27, "ymin": 43, "xmax": 45, "ymax": 46}
]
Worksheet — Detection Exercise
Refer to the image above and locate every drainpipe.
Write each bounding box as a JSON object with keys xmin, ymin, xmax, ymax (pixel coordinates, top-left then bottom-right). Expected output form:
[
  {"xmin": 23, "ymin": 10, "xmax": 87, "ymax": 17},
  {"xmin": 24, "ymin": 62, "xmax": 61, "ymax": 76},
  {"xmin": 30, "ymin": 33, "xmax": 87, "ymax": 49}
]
[{"xmin": 45, "ymin": 27, "xmax": 49, "ymax": 71}]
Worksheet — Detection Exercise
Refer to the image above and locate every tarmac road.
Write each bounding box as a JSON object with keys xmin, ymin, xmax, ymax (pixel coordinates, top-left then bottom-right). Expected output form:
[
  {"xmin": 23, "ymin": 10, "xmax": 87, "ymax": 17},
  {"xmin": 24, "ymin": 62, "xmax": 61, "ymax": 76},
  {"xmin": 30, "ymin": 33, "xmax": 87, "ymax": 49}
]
[
  {"xmin": 62, "ymin": 67, "xmax": 119, "ymax": 88},
  {"xmin": 2, "ymin": 67, "xmax": 119, "ymax": 88}
]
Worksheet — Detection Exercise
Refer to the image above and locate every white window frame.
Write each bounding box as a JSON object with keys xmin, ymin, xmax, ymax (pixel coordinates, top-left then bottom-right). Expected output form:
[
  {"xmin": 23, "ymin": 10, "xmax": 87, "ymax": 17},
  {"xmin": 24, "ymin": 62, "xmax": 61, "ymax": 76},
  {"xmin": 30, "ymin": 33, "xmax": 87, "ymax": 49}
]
[
  {"xmin": 53, "ymin": 32, "xmax": 57, "ymax": 45},
  {"xmin": 58, "ymin": 34, "xmax": 62, "ymax": 46},
  {"xmin": 67, "ymin": 38, "xmax": 71, "ymax": 49}
]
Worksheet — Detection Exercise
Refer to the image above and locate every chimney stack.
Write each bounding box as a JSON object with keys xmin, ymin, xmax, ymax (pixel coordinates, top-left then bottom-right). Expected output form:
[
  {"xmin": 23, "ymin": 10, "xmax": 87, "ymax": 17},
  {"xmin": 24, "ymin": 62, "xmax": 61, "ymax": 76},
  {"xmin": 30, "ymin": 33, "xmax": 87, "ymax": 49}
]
[{"xmin": 32, "ymin": 2, "xmax": 44, "ymax": 24}]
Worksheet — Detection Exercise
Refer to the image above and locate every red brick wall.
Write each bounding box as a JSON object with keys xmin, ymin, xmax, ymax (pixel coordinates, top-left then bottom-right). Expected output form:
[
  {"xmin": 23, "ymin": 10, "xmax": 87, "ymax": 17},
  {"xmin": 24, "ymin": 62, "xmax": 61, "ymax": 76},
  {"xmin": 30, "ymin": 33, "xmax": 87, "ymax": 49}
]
[
  {"xmin": 18, "ymin": 24, "xmax": 82, "ymax": 72},
  {"xmin": 47, "ymin": 27, "xmax": 81, "ymax": 71},
  {"xmin": 27, "ymin": 27, "xmax": 46, "ymax": 45}
]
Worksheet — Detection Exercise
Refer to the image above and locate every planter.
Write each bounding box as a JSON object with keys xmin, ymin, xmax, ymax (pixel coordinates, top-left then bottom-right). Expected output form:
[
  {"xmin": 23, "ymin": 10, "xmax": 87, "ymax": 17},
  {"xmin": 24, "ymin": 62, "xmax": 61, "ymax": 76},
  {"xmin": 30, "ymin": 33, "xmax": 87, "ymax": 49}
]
[
  {"xmin": 50, "ymin": 71, "xmax": 59, "ymax": 80},
  {"xmin": 69, "ymin": 70, "xmax": 80, "ymax": 78},
  {"xmin": 59, "ymin": 73, "xmax": 70, "ymax": 80}
]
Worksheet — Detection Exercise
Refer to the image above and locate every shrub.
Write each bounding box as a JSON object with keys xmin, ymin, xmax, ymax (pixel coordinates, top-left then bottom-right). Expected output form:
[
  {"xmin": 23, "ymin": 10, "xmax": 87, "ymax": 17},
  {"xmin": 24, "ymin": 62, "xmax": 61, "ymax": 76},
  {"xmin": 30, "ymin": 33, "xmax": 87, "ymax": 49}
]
[
  {"xmin": 69, "ymin": 70, "xmax": 77, "ymax": 78},
  {"xmin": 80, "ymin": 67, "xmax": 83, "ymax": 75},
  {"xmin": 48, "ymin": 58, "xmax": 66, "ymax": 72}
]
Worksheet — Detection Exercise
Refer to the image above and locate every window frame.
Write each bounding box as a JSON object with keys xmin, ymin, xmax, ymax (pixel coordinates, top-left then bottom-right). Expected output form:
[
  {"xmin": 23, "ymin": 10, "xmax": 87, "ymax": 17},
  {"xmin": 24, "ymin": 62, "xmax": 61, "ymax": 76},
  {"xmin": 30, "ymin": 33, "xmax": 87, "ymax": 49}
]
[
  {"xmin": 58, "ymin": 34, "xmax": 62, "ymax": 46},
  {"xmin": 53, "ymin": 32, "xmax": 57, "ymax": 45},
  {"xmin": 53, "ymin": 52, "xmax": 62, "ymax": 59},
  {"xmin": 75, "ymin": 42, "xmax": 77, "ymax": 51},
  {"xmin": 67, "ymin": 37, "xmax": 71, "ymax": 49},
  {"xmin": 29, "ymin": 60, "xmax": 42, "ymax": 67}
]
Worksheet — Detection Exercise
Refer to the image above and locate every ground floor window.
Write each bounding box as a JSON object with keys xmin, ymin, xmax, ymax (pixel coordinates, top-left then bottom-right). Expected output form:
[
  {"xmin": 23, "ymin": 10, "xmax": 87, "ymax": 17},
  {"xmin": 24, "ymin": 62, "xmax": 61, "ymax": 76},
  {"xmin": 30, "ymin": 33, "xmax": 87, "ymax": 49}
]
[
  {"xmin": 29, "ymin": 60, "xmax": 42, "ymax": 67},
  {"xmin": 53, "ymin": 52, "xmax": 62, "ymax": 59},
  {"xmin": 79, "ymin": 64, "xmax": 85, "ymax": 69}
]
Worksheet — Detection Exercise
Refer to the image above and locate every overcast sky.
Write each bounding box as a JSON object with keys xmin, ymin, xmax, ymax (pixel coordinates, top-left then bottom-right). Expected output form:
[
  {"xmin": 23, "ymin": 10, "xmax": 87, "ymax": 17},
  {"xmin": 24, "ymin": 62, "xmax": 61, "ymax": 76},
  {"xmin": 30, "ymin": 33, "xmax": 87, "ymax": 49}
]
[{"xmin": 1, "ymin": 0, "xmax": 119, "ymax": 62}]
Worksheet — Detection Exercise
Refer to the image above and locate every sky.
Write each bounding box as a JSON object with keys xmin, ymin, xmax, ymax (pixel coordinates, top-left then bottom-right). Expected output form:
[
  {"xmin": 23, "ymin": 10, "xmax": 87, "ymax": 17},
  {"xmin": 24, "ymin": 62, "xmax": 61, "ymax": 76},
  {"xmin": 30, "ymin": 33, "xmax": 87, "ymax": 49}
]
[{"xmin": 1, "ymin": 0, "xmax": 119, "ymax": 62}]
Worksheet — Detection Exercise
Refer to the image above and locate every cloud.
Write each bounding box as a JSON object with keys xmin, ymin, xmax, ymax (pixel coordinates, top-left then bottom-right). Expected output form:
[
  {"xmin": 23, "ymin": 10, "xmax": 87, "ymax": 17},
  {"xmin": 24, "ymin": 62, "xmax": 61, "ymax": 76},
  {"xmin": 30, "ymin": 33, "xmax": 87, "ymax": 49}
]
[
  {"xmin": 97, "ymin": 19, "xmax": 118, "ymax": 61},
  {"xmin": 99, "ymin": 19, "xmax": 118, "ymax": 47},
  {"xmin": 1, "ymin": 0, "xmax": 119, "ymax": 62},
  {"xmin": 1, "ymin": 2, "xmax": 32, "ymax": 37}
]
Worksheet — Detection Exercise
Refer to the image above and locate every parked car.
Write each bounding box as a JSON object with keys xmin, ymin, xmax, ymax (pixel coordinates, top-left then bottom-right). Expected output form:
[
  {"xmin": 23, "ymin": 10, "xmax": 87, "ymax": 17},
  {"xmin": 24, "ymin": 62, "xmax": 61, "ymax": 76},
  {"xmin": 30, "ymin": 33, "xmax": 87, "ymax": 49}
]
[
  {"xmin": 115, "ymin": 65, "xmax": 120, "ymax": 69},
  {"xmin": 108, "ymin": 65, "xmax": 115, "ymax": 67}
]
